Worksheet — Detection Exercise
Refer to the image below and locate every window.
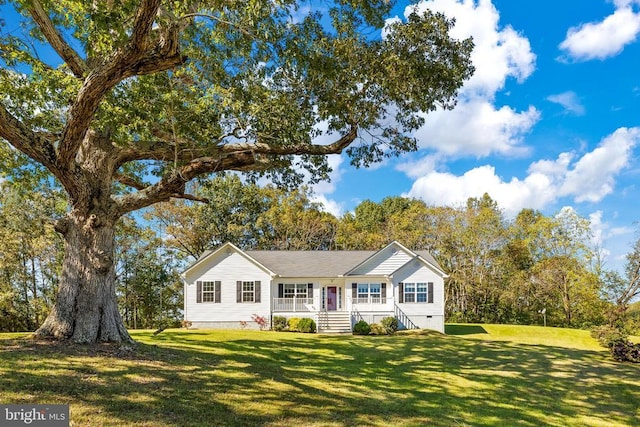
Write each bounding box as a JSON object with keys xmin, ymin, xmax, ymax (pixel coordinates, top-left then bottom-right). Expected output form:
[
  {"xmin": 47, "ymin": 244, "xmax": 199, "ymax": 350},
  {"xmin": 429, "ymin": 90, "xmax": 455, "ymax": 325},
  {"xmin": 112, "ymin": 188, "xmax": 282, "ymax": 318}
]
[
  {"xmin": 404, "ymin": 283, "xmax": 416, "ymax": 303},
  {"xmin": 357, "ymin": 284, "xmax": 369, "ymax": 300},
  {"xmin": 353, "ymin": 283, "xmax": 385, "ymax": 304},
  {"xmin": 278, "ymin": 283, "xmax": 313, "ymax": 300},
  {"xmin": 237, "ymin": 281, "xmax": 261, "ymax": 303},
  {"xmin": 401, "ymin": 282, "xmax": 433, "ymax": 304},
  {"xmin": 284, "ymin": 283, "xmax": 308, "ymax": 299},
  {"xmin": 196, "ymin": 281, "xmax": 220, "ymax": 303},
  {"xmin": 203, "ymin": 281, "xmax": 216, "ymax": 302},
  {"xmin": 369, "ymin": 284, "xmax": 381, "ymax": 302},
  {"xmin": 416, "ymin": 282, "xmax": 428, "ymax": 303},
  {"xmin": 243, "ymin": 281, "xmax": 254, "ymax": 302}
]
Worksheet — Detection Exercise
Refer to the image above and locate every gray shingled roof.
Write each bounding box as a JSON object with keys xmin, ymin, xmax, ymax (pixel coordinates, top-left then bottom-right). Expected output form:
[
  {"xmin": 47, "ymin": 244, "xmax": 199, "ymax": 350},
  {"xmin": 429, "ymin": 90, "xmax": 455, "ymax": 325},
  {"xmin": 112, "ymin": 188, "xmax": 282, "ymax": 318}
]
[
  {"xmin": 247, "ymin": 249, "xmax": 444, "ymax": 277},
  {"xmin": 247, "ymin": 250, "xmax": 376, "ymax": 277},
  {"xmin": 189, "ymin": 244, "xmax": 445, "ymax": 277},
  {"xmin": 415, "ymin": 251, "xmax": 443, "ymax": 272}
]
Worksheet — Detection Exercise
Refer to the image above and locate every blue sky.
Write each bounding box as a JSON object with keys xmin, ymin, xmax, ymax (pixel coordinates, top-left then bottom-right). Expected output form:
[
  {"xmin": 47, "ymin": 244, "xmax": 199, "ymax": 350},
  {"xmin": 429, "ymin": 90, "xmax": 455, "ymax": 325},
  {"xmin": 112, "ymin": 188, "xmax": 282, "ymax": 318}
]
[{"xmin": 310, "ymin": 0, "xmax": 640, "ymax": 272}]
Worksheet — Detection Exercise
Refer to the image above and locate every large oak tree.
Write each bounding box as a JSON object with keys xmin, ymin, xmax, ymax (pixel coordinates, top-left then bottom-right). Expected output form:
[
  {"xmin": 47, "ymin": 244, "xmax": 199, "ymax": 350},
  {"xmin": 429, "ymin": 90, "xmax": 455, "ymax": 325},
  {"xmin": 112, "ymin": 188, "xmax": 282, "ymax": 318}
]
[{"xmin": 0, "ymin": 0, "xmax": 473, "ymax": 343}]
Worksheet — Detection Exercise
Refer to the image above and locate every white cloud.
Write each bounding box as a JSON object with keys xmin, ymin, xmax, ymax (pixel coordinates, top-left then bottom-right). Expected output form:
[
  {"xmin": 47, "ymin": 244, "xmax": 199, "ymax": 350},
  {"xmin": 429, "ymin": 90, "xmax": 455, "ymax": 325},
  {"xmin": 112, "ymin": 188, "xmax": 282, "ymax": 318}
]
[
  {"xmin": 382, "ymin": 16, "xmax": 401, "ymax": 39},
  {"xmin": 310, "ymin": 193, "xmax": 343, "ymax": 217},
  {"xmin": 303, "ymin": 126, "xmax": 346, "ymax": 215},
  {"xmin": 406, "ymin": 127, "xmax": 640, "ymax": 216},
  {"xmin": 409, "ymin": 0, "xmax": 535, "ymax": 96},
  {"xmin": 588, "ymin": 210, "xmax": 639, "ymax": 272},
  {"xmin": 615, "ymin": 0, "xmax": 640, "ymax": 7},
  {"xmin": 398, "ymin": 0, "xmax": 538, "ymax": 158},
  {"xmin": 559, "ymin": 4, "xmax": 640, "ymax": 61},
  {"xmin": 413, "ymin": 100, "xmax": 540, "ymax": 157},
  {"xmin": 587, "ymin": 209, "xmax": 632, "ymax": 243},
  {"xmin": 559, "ymin": 127, "xmax": 640, "ymax": 201},
  {"xmin": 547, "ymin": 91, "xmax": 586, "ymax": 115},
  {"xmin": 405, "ymin": 164, "xmax": 556, "ymax": 216},
  {"xmin": 400, "ymin": 153, "xmax": 442, "ymax": 180},
  {"xmin": 589, "ymin": 210, "xmax": 606, "ymax": 248},
  {"xmin": 310, "ymin": 153, "xmax": 343, "ymax": 197},
  {"xmin": 528, "ymin": 152, "xmax": 574, "ymax": 179}
]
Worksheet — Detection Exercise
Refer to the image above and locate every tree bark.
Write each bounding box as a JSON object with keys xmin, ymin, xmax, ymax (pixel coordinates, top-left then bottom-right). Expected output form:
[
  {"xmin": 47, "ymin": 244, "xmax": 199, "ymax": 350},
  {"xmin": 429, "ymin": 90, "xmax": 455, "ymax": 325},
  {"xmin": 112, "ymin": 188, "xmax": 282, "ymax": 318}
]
[{"xmin": 35, "ymin": 211, "xmax": 132, "ymax": 344}]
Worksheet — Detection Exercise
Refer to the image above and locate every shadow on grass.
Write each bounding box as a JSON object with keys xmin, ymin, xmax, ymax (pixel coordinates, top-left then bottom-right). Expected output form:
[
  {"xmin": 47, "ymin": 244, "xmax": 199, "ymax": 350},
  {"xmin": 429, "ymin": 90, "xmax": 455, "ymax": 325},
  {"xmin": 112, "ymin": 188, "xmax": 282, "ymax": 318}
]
[
  {"xmin": 0, "ymin": 330, "xmax": 639, "ymax": 427},
  {"xmin": 445, "ymin": 324, "xmax": 488, "ymax": 335}
]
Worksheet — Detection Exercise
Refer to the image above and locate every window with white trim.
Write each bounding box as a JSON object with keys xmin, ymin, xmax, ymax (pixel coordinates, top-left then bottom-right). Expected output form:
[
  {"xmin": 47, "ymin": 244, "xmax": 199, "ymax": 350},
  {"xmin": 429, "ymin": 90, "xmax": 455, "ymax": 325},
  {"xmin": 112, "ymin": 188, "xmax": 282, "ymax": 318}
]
[
  {"xmin": 355, "ymin": 283, "xmax": 383, "ymax": 303},
  {"xmin": 284, "ymin": 283, "xmax": 308, "ymax": 299},
  {"xmin": 196, "ymin": 280, "xmax": 221, "ymax": 303},
  {"xmin": 236, "ymin": 280, "xmax": 261, "ymax": 303},
  {"xmin": 357, "ymin": 284, "xmax": 369, "ymax": 300},
  {"xmin": 404, "ymin": 282, "xmax": 416, "ymax": 303},
  {"xmin": 369, "ymin": 284, "xmax": 381, "ymax": 303},
  {"xmin": 417, "ymin": 282, "xmax": 428, "ymax": 303},
  {"xmin": 401, "ymin": 282, "xmax": 434, "ymax": 303},
  {"xmin": 202, "ymin": 281, "xmax": 216, "ymax": 302},
  {"xmin": 242, "ymin": 281, "xmax": 255, "ymax": 302}
]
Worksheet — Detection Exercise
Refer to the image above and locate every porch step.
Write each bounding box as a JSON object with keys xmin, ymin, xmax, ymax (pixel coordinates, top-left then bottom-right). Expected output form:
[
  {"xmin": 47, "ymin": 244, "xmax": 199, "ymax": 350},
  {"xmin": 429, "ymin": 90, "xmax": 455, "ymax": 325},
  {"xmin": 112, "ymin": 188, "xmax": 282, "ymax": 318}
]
[{"xmin": 317, "ymin": 311, "xmax": 352, "ymax": 334}]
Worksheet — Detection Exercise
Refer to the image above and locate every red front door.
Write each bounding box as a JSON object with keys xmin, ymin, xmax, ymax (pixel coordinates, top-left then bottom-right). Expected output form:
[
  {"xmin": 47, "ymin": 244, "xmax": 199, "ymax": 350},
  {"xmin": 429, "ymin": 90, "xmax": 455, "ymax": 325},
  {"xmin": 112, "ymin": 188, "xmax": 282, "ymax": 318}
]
[{"xmin": 327, "ymin": 286, "xmax": 337, "ymax": 311}]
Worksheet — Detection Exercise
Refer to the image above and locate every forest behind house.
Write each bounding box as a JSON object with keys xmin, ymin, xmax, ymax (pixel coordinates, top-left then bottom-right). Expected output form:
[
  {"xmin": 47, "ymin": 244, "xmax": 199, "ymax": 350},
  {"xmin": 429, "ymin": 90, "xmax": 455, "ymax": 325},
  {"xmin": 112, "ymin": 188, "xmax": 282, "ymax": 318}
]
[{"xmin": 1, "ymin": 173, "xmax": 639, "ymax": 334}]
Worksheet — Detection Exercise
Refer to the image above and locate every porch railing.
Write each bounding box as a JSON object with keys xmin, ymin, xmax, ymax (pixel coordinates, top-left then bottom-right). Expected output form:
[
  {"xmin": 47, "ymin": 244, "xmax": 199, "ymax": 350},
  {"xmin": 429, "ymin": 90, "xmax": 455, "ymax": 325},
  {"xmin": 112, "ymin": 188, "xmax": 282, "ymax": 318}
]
[
  {"xmin": 351, "ymin": 296, "xmax": 390, "ymax": 305},
  {"xmin": 273, "ymin": 297, "xmax": 314, "ymax": 312},
  {"xmin": 353, "ymin": 296, "xmax": 382, "ymax": 304},
  {"xmin": 394, "ymin": 304, "xmax": 419, "ymax": 330}
]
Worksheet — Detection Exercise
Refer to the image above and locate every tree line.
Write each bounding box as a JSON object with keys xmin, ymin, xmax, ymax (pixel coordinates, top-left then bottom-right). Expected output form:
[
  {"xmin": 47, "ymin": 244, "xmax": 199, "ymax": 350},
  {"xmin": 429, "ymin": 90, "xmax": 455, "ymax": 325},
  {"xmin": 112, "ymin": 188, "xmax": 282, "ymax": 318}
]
[{"xmin": 3, "ymin": 173, "xmax": 639, "ymax": 333}]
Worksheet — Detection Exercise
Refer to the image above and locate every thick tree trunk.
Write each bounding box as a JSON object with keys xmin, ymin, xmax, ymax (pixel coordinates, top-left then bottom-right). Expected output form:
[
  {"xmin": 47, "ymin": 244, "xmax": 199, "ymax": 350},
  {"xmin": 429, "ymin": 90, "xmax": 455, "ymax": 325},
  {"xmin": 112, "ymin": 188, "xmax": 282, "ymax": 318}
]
[{"xmin": 35, "ymin": 212, "xmax": 132, "ymax": 344}]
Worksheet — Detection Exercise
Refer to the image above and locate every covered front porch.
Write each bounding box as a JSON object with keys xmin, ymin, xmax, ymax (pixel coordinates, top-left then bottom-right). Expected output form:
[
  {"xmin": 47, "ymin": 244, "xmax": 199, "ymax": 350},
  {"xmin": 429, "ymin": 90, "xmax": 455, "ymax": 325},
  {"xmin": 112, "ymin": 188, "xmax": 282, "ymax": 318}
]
[
  {"xmin": 272, "ymin": 280, "xmax": 396, "ymax": 313},
  {"xmin": 272, "ymin": 281, "xmax": 349, "ymax": 313}
]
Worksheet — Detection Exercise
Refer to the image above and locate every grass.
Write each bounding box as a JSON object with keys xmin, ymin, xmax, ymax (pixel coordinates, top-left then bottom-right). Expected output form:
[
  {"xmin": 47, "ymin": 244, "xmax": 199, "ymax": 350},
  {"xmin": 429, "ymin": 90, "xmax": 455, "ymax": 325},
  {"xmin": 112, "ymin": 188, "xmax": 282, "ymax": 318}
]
[{"xmin": 0, "ymin": 325, "xmax": 638, "ymax": 426}]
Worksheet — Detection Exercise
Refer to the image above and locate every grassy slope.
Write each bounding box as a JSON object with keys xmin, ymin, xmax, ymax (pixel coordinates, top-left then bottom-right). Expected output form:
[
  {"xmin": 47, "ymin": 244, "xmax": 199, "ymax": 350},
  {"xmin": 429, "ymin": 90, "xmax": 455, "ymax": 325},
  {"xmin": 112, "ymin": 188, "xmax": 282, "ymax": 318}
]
[
  {"xmin": 0, "ymin": 326, "xmax": 637, "ymax": 427},
  {"xmin": 445, "ymin": 323, "xmax": 603, "ymax": 350}
]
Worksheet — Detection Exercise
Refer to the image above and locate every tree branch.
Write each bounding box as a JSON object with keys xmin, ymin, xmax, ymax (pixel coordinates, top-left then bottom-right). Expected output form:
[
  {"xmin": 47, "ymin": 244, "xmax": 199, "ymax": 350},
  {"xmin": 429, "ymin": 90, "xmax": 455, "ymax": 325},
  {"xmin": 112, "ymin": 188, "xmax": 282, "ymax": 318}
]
[
  {"xmin": 114, "ymin": 150, "xmax": 260, "ymax": 215},
  {"xmin": 0, "ymin": 102, "xmax": 58, "ymax": 169},
  {"xmin": 114, "ymin": 172, "xmax": 147, "ymax": 191},
  {"xmin": 110, "ymin": 124, "xmax": 359, "ymax": 215},
  {"xmin": 250, "ymin": 124, "xmax": 359, "ymax": 156},
  {"xmin": 178, "ymin": 12, "xmax": 256, "ymax": 38},
  {"xmin": 619, "ymin": 259, "xmax": 640, "ymax": 307},
  {"xmin": 170, "ymin": 193, "xmax": 210, "ymax": 203},
  {"xmin": 56, "ymin": 0, "xmax": 185, "ymax": 171},
  {"xmin": 26, "ymin": 0, "xmax": 88, "ymax": 78},
  {"xmin": 115, "ymin": 138, "xmax": 225, "ymax": 167},
  {"xmin": 115, "ymin": 124, "xmax": 358, "ymax": 167},
  {"xmin": 129, "ymin": 0, "xmax": 161, "ymax": 52},
  {"xmin": 115, "ymin": 172, "xmax": 208, "ymax": 203}
]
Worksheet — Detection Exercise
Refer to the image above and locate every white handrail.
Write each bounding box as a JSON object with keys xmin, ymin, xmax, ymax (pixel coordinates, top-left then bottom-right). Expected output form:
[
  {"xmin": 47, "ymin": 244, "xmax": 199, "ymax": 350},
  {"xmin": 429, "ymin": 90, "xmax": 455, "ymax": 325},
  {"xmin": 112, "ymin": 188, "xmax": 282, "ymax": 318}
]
[
  {"xmin": 272, "ymin": 297, "xmax": 314, "ymax": 312},
  {"xmin": 349, "ymin": 296, "xmax": 393, "ymax": 305}
]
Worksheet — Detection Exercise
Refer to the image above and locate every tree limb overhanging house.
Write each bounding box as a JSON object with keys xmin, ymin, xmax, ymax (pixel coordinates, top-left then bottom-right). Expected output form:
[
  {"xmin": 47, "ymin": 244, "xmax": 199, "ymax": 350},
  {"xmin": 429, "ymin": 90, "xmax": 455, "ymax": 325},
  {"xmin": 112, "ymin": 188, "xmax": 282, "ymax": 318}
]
[{"xmin": 182, "ymin": 241, "xmax": 448, "ymax": 333}]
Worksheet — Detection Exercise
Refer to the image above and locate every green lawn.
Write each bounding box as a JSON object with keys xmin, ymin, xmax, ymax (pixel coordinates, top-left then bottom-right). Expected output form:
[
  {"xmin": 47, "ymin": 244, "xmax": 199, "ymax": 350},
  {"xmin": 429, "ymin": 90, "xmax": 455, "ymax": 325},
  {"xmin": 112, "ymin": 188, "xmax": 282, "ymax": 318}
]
[{"xmin": 0, "ymin": 325, "xmax": 638, "ymax": 426}]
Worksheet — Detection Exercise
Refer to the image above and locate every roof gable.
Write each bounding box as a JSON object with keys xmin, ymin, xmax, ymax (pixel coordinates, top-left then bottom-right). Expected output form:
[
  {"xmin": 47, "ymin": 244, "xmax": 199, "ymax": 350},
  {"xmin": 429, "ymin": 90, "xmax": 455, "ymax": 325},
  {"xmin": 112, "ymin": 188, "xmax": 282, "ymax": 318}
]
[
  {"xmin": 346, "ymin": 241, "xmax": 413, "ymax": 276},
  {"xmin": 182, "ymin": 242, "xmax": 275, "ymax": 278},
  {"xmin": 346, "ymin": 241, "xmax": 447, "ymax": 278},
  {"xmin": 184, "ymin": 241, "xmax": 446, "ymax": 279}
]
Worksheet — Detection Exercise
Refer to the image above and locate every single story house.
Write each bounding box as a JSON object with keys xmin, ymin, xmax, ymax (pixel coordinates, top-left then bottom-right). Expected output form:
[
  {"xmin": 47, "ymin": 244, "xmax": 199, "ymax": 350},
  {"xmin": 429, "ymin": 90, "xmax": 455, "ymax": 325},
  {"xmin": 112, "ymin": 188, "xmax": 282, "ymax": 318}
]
[{"xmin": 182, "ymin": 241, "xmax": 448, "ymax": 333}]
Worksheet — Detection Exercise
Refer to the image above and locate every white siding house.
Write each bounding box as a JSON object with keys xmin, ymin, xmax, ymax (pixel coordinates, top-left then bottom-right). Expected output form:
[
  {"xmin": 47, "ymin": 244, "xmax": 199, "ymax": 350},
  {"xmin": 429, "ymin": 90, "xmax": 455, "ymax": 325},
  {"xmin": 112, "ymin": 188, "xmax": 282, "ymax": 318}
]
[{"xmin": 182, "ymin": 241, "xmax": 448, "ymax": 333}]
